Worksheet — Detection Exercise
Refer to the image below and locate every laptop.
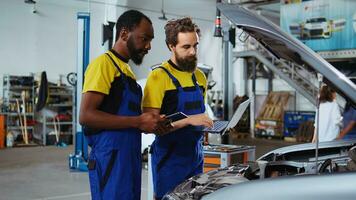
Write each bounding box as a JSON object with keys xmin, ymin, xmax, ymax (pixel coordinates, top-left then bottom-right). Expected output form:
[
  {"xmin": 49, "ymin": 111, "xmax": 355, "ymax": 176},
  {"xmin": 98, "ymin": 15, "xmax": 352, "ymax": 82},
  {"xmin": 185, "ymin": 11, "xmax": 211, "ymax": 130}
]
[{"xmin": 202, "ymin": 99, "xmax": 250, "ymax": 135}]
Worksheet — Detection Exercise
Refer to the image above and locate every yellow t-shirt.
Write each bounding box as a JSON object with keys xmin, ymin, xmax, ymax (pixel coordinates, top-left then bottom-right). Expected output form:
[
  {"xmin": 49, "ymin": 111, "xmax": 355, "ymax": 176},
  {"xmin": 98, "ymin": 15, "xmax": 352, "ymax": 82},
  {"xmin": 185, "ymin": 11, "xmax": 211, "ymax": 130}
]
[
  {"xmin": 143, "ymin": 60, "xmax": 207, "ymax": 112},
  {"xmin": 82, "ymin": 50, "xmax": 136, "ymax": 94}
]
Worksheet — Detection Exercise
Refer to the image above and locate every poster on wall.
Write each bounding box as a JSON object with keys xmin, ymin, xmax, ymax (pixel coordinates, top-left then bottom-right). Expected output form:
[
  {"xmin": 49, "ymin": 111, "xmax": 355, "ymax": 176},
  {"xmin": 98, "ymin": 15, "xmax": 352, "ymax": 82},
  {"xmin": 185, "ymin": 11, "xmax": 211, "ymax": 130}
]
[{"xmin": 281, "ymin": 0, "xmax": 356, "ymax": 52}]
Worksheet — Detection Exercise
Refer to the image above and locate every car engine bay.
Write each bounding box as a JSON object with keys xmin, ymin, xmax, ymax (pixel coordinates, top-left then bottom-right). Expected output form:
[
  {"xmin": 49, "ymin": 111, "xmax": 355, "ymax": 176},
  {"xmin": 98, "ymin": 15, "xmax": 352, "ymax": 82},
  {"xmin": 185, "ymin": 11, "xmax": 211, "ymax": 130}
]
[{"xmin": 163, "ymin": 145, "xmax": 356, "ymax": 200}]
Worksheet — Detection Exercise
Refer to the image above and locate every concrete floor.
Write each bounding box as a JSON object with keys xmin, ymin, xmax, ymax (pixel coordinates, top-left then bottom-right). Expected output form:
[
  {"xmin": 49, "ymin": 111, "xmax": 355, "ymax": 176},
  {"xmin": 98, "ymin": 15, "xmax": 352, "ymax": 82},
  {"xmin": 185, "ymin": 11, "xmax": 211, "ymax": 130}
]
[{"xmin": 0, "ymin": 138, "xmax": 296, "ymax": 200}]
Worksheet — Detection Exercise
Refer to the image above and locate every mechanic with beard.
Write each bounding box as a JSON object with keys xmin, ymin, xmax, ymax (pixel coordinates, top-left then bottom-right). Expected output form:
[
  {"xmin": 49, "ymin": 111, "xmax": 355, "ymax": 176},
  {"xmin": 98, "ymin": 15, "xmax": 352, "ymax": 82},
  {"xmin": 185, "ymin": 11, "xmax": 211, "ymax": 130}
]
[
  {"xmin": 79, "ymin": 10, "xmax": 163, "ymax": 200},
  {"xmin": 143, "ymin": 17, "xmax": 213, "ymax": 199}
]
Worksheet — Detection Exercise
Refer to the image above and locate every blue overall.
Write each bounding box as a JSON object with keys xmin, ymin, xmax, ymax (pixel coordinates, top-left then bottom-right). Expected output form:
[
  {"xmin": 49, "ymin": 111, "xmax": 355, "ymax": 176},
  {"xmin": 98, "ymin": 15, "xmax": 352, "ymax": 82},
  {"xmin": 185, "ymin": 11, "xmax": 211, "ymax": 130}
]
[
  {"xmin": 343, "ymin": 107, "xmax": 356, "ymax": 140},
  {"xmin": 85, "ymin": 53, "xmax": 142, "ymax": 200},
  {"xmin": 151, "ymin": 67, "xmax": 205, "ymax": 199}
]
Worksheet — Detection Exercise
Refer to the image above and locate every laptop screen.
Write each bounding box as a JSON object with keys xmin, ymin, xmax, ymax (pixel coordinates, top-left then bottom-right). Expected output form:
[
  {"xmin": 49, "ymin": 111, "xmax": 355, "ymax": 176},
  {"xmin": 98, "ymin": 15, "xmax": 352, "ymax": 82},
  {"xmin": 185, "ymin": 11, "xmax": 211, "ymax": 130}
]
[{"xmin": 222, "ymin": 99, "xmax": 250, "ymax": 135}]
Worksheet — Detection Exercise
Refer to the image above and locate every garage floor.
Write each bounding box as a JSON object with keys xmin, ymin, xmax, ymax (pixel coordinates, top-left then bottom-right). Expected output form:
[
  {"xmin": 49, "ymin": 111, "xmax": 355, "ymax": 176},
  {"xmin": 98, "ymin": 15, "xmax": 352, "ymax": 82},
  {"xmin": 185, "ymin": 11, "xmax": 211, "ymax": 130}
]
[{"xmin": 0, "ymin": 138, "xmax": 296, "ymax": 200}]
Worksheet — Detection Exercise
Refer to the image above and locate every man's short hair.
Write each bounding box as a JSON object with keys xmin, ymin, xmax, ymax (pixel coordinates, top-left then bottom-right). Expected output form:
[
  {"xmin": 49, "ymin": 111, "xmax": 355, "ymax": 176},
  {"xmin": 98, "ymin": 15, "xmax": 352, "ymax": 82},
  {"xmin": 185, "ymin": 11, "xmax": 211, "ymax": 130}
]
[
  {"xmin": 115, "ymin": 10, "xmax": 152, "ymax": 41},
  {"xmin": 164, "ymin": 17, "xmax": 200, "ymax": 50}
]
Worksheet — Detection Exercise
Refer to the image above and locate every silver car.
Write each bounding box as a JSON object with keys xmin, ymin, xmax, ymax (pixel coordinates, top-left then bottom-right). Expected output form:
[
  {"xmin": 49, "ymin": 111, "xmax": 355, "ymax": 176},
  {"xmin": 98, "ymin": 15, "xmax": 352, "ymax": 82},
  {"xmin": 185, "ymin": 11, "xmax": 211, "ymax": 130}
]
[{"xmin": 163, "ymin": 140, "xmax": 356, "ymax": 200}]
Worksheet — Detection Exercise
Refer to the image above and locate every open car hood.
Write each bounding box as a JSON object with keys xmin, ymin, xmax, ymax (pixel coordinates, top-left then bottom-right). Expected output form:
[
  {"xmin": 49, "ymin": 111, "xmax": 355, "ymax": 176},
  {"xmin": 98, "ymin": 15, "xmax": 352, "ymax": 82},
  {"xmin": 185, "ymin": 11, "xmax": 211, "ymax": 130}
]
[
  {"xmin": 259, "ymin": 139, "xmax": 356, "ymax": 162},
  {"xmin": 163, "ymin": 141, "xmax": 356, "ymax": 200},
  {"xmin": 217, "ymin": 3, "xmax": 356, "ymax": 104}
]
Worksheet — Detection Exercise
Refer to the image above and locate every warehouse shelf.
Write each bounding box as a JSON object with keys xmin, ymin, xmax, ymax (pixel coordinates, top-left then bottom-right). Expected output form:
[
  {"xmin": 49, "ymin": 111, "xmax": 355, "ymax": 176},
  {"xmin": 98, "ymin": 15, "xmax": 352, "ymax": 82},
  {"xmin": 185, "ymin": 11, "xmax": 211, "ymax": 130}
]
[
  {"xmin": 7, "ymin": 126, "xmax": 34, "ymax": 130},
  {"xmin": 47, "ymin": 104, "xmax": 73, "ymax": 107},
  {"xmin": 45, "ymin": 122, "xmax": 73, "ymax": 125},
  {"xmin": 37, "ymin": 83, "xmax": 75, "ymax": 146},
  {"xmin": 5, "ymin": 112, "xmax": 35, "ymax": 116},
  {"xmin": 49, "ymin": 93, "xmax": 72, "ymax": 96},
  {"xmin": 3, "ymin": 86, "xmax": 33, "ymax": 90},
  {"xmin": 2, "ymin": 74, "xmax": 35, "ymax": 146}
]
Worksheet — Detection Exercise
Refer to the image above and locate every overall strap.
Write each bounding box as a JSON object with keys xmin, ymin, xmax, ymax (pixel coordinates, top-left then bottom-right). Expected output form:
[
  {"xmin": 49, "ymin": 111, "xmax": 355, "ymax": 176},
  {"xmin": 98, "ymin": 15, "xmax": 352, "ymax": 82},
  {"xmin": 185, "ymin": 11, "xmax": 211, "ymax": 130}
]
[
  {"xmin": 192, "ymin": 73, "xmax": 200, "ymax": 88},
  {"xmin": 192, "ymin": 73, "xmax": 205, "ymax": 112},
  {"xmin": 155, "ymin": 66, "xmax": 181, "ymax": 89},
  {"xmin": 105, "ymin": 53, "xmax": 126, "ymax": 80}
]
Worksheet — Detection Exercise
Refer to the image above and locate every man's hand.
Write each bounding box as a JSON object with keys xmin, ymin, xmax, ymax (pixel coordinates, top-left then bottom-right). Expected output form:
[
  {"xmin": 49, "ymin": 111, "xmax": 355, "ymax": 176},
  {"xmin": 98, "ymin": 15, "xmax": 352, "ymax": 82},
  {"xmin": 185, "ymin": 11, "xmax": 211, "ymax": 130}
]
[
  {"xmin": 156, "ymin": 113, "xmax": 213, "ymax": 135},
  {"xmin": 187, "ymin": 113, "xmax": 213, "ymax": 128},
  {"xmin": 337, "ymin": 121, "xmax": 356, "ymax": 140},
  {"xmin": 154, "ymin": 119, "xmax": 174, "ymax": 136},
  {"xmin": 138, "ymin": 112, "xmax": 164, "ymax": 132}
]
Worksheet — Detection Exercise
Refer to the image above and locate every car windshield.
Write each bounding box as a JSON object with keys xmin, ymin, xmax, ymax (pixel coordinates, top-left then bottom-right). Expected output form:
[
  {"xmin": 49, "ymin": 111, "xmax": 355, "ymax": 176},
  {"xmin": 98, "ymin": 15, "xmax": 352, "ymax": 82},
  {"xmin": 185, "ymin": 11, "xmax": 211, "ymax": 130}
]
[{"xmin": 307, "ymin": 18, "xmax": 326, "ymax": 23}]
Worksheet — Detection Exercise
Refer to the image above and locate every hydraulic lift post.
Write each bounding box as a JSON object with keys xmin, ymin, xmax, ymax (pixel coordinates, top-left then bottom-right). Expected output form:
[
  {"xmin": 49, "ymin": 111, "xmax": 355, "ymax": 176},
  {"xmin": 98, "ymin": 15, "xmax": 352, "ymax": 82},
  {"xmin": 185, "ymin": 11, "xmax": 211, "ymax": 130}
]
[{"xmin": 68, "ymin": 12, "xmax": 90, "ymax": 172}]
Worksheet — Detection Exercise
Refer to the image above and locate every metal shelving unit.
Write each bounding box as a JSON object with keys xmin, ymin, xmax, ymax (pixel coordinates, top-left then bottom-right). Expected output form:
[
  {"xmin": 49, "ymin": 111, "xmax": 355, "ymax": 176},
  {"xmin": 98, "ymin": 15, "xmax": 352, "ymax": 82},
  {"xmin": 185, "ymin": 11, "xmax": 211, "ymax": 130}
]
[
  {"xmin": 2, "ymin": 74, "xmax": 35, "ymax": 145},
  {"xmin": 38, "ymin": 85, "xmax": 75, "ymax": 145},
  {"xmin": 7, "ymin": 126, "xmax": 34, "ymax": 130}
]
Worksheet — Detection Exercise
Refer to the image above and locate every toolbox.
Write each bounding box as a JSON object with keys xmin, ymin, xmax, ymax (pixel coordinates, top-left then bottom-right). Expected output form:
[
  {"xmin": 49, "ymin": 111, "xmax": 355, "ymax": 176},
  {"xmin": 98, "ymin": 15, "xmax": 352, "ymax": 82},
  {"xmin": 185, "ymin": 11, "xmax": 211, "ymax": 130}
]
[{"xmin": 203, "ymin": 144, "xmax": 255, "ymax": 172}]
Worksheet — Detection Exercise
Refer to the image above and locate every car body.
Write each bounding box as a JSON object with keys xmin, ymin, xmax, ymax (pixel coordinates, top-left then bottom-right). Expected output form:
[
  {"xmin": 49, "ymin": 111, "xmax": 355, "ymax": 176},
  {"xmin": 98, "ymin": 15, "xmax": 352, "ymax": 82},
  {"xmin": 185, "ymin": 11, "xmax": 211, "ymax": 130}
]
[
  {"xmin": 203, "ymin": 172, "xmax": 356, "ymax": 200},
  {"xmin": 163, "ymin": 139, "xmax": 356, "ymax": 200}
]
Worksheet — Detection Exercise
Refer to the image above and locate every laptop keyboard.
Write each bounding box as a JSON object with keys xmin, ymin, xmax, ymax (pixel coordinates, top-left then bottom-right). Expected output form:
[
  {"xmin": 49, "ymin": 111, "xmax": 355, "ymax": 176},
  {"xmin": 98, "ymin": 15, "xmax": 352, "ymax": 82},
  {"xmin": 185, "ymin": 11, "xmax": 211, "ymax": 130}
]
[{"xmin": 203, "ymin": 121, "xmax": 229, "ymax": 132}]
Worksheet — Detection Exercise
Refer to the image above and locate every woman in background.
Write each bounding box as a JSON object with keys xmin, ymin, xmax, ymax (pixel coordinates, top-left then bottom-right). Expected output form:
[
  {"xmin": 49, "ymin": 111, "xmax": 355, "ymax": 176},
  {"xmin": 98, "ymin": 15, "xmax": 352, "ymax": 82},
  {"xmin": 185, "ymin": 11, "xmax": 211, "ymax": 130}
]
[{"xmin": 312, "ymin": 85, "xmax": 342, "ymax": 142}]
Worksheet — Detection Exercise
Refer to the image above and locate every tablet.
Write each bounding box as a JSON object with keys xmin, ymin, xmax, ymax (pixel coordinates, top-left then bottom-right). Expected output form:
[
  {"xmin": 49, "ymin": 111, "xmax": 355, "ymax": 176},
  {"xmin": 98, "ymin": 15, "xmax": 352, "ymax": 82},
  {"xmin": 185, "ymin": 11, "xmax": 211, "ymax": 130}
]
[{"xmin": 166, "ymin": 112, "xmax": 188, "ymax": 122}]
